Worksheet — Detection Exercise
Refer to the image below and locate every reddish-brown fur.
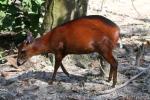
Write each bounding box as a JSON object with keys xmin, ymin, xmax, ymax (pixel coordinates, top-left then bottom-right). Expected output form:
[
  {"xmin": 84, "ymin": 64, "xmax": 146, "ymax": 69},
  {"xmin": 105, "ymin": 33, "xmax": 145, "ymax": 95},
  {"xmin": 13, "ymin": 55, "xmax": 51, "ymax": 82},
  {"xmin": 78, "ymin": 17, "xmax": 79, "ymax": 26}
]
[{"xmin": 17, "ymin": 15, "xmax": 120, "ymax": 87}]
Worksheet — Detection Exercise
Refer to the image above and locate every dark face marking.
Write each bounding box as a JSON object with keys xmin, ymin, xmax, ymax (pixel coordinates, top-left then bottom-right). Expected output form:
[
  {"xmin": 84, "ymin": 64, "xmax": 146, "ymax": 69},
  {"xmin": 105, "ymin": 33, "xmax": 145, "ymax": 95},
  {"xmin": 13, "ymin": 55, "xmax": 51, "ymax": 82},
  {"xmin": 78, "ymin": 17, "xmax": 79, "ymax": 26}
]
[{"xmin": 17, "ymin": 32, "xmax": 34, "ymax": 66}]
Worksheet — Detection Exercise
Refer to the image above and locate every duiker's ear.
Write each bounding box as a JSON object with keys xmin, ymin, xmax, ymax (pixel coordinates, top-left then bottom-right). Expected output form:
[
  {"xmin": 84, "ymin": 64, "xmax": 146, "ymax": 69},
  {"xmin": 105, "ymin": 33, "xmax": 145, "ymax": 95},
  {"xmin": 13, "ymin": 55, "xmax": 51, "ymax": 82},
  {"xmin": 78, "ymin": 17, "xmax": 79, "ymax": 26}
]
[{"xmin": 26, "ymin": 31, "xmax": 34, "ymax": 44}]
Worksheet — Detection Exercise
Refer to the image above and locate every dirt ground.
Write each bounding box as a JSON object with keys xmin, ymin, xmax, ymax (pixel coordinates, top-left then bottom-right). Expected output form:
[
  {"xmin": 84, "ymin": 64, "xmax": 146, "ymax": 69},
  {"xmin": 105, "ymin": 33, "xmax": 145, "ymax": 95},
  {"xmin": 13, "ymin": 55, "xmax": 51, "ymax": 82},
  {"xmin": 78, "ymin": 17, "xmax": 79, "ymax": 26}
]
[{"xmin": 0, "ymin": 0, "xmax": 150, "ymax": 100}]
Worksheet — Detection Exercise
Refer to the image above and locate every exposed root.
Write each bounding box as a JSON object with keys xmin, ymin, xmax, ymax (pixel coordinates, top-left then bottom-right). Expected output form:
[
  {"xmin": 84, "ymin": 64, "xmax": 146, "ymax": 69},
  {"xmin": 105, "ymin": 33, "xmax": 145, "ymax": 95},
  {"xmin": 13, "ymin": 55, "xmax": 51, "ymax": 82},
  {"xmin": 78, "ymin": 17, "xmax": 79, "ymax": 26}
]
[{"xmin": 96, "ymin": 65, "xmax": 150, "ymax": 95}]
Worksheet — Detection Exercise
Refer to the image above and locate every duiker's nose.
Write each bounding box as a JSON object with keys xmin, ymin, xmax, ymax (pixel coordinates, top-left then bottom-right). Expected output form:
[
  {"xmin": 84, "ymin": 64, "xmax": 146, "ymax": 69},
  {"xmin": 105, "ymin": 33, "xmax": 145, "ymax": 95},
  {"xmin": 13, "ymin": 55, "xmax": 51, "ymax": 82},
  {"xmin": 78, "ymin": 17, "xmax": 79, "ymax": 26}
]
[{"xmin": 17, "ymin": 61, "xmax": 21, "ymax": 66}]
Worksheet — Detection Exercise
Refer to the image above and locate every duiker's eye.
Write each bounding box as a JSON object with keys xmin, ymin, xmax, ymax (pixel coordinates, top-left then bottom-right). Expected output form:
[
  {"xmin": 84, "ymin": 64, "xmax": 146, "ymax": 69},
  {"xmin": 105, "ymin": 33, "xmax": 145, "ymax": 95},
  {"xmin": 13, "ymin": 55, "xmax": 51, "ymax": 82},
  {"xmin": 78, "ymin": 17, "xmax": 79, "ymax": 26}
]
[
  {"xmin": 21, "ymin": 49, "xmax": 26, "ymax": 53},
  {"xmin": 17, "ymin": 44, "xmax": 21, "ymax": 49},
  {"xmin": 17, "ymin": 44, "xmax": 21, "ymax": 47}
]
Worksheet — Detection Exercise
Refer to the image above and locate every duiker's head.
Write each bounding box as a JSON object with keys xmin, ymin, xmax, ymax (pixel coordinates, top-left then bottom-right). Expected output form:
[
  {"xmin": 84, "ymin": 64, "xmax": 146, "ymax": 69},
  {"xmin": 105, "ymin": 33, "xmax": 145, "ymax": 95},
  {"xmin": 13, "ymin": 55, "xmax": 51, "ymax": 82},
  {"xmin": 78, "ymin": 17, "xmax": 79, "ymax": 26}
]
[{"xmin": 17, "ymin": 32, "xmax": 34, "ymax": 66}]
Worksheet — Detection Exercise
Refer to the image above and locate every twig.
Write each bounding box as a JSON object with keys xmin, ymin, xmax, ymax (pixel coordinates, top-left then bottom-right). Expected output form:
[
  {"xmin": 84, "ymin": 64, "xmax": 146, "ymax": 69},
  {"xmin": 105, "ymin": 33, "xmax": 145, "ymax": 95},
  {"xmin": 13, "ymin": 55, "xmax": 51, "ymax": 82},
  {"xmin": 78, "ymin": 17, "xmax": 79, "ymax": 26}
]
[
  {"xmin": 131, "ymin": 0, "xmax": 141, "ymax": 17},
  {"xmin": 1, "ymin": 54, "xmax": 22, "ymax": 69},
  {"xmin": 96, "ymin": 65, "xmax": 150, "ymax": 95},
  {"xmin": 5, "ymin": 69, "xmax": 23, "ymax": 72},
  {"xmin": 0, "ymin": 32, "xmax": 17, "ymax": 36},
  {"xmin": 1, "ymin": 54, "xmax": 17, "ymax": 59},
  {"xmin": 135, "ymin": 43, "xmax": 145, "ymax": 66},
  {"xmin": 100, "ymin": 0, "xmax": 105, "ymax": 11}
]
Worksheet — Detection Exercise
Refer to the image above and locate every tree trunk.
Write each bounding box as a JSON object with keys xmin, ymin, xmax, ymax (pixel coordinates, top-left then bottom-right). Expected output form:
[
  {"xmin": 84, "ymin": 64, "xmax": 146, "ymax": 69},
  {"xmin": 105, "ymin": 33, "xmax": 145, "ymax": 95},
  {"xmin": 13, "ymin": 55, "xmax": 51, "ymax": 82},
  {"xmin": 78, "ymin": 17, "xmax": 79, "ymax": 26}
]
[{"xmin": 42, "ymin": 0, "xmax": 88, "ymax": 33}]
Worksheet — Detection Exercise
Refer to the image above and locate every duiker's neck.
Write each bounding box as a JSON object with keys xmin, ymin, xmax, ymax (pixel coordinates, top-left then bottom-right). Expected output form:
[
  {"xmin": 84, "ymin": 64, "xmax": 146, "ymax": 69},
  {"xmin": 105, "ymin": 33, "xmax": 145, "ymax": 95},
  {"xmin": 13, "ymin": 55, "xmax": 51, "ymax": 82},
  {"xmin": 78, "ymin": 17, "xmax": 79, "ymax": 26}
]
[{"xmin": 27, "ymin": 32, "xmax": 52, "ymax": 57}]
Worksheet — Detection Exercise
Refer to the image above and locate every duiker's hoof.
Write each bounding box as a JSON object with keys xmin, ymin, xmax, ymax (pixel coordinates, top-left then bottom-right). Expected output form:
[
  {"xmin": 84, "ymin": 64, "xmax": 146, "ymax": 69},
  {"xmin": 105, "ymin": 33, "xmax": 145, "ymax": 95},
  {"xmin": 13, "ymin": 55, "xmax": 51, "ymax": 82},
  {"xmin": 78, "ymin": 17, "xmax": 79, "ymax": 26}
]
[
  {"xmin": 48, "ymin": 80, "xmax": 53, "ymax": 85},
  {"xmin": 111, "ymin": 84, "xmax": 115, "ymax": 88},
  {"xmin": 106, "ymin": 79, "xmax": 111, "ymax": 82},
  {"xmin": 111, "ymin": 82, "xmax": 116, "ymax": 88}
]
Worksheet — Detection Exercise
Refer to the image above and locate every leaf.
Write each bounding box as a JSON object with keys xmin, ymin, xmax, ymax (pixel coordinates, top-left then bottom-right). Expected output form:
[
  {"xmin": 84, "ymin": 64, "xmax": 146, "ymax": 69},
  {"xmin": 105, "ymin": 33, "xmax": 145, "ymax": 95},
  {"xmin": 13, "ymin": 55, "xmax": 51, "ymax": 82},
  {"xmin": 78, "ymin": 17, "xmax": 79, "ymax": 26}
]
[
  {"xmin": 0, "ymin": 11, "xmax": 6, "ymax": 20},
  {"xmin": 2, "ymin": 14, "xmax": 14, "ymax": 28},
  {"xmin": 22, "ymin": 0, "xmax": 32, "ymax": 12},
  {"xmin": 0, "ymin": 0, "xmax": 7, "ymax": 5},
  {"xmin": 33, "ymin": 0, "xmax": 44, "ymax": 5}
]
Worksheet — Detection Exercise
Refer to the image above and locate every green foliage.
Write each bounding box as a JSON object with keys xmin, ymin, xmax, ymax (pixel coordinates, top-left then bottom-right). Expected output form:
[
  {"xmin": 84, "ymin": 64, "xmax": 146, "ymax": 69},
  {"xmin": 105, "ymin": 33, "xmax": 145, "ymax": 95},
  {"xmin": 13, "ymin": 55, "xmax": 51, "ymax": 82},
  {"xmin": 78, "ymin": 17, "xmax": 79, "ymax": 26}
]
[{"xmin": 0, "ymin": 0, "xmax": 44, "ymax": 36}]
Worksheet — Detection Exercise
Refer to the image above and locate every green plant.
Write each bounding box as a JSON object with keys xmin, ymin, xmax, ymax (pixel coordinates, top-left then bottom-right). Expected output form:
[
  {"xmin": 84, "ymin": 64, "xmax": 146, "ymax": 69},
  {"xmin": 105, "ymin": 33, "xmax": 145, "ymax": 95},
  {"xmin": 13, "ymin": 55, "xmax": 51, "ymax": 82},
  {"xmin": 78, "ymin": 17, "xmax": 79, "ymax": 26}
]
[{"xmin": 0, "ymin": 0, "xmax": 44, "ymax": 36}]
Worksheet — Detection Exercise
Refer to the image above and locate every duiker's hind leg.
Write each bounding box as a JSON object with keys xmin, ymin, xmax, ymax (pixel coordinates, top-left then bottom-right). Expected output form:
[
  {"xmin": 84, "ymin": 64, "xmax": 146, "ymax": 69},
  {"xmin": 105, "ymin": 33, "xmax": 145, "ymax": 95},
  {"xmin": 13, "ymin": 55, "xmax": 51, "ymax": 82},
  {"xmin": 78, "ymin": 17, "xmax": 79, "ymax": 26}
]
[
  {"xmin": 105, "ymin": 52, "xmax": 117, "ymax": 87},
  {"xmin": 98, "ymin": 50, "xmax": 118, "ymax": 87}
]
